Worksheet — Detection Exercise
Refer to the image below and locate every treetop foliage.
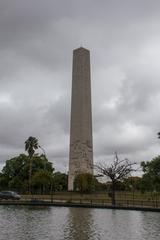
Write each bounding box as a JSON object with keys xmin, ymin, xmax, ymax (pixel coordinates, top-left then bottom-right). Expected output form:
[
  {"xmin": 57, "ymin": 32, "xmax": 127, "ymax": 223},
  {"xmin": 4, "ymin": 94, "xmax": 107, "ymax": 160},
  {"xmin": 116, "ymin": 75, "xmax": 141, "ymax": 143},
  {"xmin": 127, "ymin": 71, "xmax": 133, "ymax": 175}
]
[
  {"xmin": 25, "ymin": 136, "xmax": 39, "ymax": 158},
  {"xmin": 0, "ymin": 153, "xmax": 54, "ymax": 193},
  {"xmin": 141, "ymin": 155, "xmax": 160, "ymax": 192}
]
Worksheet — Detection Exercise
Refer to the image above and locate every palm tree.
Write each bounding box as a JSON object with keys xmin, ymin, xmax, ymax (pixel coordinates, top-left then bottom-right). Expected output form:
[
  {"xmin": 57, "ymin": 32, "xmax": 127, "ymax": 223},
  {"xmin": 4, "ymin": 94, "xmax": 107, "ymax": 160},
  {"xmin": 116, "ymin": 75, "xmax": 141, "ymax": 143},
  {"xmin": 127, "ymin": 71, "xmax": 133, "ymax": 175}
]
[{"xmin": 25, "ymin": 136, "xmax": 39, "ymax": 194}]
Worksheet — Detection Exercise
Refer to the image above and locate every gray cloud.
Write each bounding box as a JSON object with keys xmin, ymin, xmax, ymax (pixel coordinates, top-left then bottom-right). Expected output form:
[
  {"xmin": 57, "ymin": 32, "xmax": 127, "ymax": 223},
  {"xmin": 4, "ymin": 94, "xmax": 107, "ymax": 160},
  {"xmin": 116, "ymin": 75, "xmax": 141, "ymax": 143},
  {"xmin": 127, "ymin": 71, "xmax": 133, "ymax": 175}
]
[{"xmin": 0, "ymin": 0, "xmax": 160, "ymax": 172}]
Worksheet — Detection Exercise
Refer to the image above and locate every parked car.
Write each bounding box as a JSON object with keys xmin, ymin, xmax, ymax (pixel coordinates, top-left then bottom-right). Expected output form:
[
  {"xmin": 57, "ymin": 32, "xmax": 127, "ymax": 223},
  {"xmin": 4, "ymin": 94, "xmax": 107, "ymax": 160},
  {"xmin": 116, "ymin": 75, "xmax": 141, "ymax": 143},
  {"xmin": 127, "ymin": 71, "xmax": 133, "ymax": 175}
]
[{"xmin": 0, "ymin": 191, "xmax": 21, "ymax": 200}]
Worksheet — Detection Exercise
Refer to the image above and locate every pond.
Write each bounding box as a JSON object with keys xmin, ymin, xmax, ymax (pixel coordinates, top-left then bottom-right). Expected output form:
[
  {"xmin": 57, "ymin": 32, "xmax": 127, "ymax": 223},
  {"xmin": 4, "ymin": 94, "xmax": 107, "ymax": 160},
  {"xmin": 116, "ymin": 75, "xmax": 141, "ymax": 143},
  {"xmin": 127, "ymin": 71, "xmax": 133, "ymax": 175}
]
[{"xmin": 0, "ymin": 206, "xmax": 160, "ymax": 240}]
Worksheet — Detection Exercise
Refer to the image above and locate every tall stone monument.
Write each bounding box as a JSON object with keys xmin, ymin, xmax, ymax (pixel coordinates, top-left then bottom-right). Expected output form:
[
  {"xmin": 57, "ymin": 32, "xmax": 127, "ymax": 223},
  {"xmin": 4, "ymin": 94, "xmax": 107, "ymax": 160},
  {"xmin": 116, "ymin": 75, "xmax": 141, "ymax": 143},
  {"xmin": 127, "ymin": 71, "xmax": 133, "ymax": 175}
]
[{"xmin": 68, "ymin": 47, "xmax": 93, "ymax": 191}]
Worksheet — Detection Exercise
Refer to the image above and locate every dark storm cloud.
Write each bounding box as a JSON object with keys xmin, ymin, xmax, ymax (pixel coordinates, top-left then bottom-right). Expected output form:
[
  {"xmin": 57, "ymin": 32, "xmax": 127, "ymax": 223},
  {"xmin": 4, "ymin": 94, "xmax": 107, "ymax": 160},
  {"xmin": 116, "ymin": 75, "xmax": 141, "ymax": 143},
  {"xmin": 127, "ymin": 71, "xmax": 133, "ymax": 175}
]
[{"xmin": 0, "ymin": 0, "xmax": 160, "ymax": 171}]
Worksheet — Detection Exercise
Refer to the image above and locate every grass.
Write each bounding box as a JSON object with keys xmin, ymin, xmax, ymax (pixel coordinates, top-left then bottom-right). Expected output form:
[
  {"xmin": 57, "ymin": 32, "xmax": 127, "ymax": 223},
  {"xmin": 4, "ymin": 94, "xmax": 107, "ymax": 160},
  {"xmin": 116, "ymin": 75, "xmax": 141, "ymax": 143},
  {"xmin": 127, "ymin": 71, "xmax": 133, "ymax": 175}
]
[{"xmin": 21, "ymin": 191, "xmax": 160, "ymax": 208}]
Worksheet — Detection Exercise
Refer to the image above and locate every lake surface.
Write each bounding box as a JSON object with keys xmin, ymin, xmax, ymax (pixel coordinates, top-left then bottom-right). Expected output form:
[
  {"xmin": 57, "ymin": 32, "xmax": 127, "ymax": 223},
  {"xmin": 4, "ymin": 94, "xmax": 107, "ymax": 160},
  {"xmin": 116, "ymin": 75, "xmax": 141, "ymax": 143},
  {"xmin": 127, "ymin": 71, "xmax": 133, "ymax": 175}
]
[{"xmin": 0, "ymin": 206, "xmax": 160, "ymax": 240}]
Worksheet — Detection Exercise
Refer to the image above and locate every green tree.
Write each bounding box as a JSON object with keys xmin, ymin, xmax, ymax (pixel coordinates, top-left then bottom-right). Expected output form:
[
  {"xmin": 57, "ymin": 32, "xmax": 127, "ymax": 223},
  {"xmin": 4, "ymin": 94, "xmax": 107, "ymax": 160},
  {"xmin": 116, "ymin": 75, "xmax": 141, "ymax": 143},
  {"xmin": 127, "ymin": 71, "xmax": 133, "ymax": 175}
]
[
  {"xmin": 141, "ymin": 156, "xmax": 160, "ymax": 192},
  {"xmin": 0, "ymin": 172, "xmax": 9, "ymax": 191},
  {"xmin": 74, "ymin": 173, "xmax": 95, "ymax": 193},
  {"xmin": 1, "ymin": 154, "xmax": 29, "ymax": 192},
  {"xmin": 0, "ymin": 154, "xmax": 54, "ymax": 193},
  {"xmin": 53, "ymin": 172, "xmax": 68, "ymax": 191},
  {"xmin": 32, "ymin": 170, "xmax": 53, "ymax": 194},
  {"xmin": 31, "ymin": 154, "xmax": 54, "ymax": 173},
  {"xmin": 25, "ymin": 136, "xmax": 39, "ymax": 193},
  {"xmin": 123, "ymin": 176, "xmax": 142, "ymax": 191}
]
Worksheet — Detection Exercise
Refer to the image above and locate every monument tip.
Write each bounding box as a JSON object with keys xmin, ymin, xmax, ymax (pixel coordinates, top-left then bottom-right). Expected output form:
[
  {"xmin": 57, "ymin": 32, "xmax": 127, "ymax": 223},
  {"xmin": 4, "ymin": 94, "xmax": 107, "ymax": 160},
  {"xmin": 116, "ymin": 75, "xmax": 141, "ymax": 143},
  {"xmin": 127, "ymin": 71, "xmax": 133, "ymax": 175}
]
[{"xmin": 73, "ymin": 46, "xmax": 90, "ymax": 52}]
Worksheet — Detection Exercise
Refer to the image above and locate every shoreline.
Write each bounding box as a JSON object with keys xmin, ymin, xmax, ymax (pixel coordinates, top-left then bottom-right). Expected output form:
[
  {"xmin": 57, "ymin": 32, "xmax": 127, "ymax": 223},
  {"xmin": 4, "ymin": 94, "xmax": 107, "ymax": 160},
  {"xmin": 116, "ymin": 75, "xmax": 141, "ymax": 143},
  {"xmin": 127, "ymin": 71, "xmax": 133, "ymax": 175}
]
[{"xmin": 0, "ymin": 200, "xmax": 160, "ymax": 212}]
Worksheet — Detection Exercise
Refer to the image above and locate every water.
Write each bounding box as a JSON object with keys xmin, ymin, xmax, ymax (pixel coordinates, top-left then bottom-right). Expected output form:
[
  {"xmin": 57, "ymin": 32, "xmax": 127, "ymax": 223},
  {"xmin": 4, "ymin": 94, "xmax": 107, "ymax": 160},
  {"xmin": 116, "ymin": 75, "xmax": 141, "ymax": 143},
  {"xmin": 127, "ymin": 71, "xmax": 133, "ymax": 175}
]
[{"xmin": 0, "ymin": 206, "xmax": 160, "ymax": 240}]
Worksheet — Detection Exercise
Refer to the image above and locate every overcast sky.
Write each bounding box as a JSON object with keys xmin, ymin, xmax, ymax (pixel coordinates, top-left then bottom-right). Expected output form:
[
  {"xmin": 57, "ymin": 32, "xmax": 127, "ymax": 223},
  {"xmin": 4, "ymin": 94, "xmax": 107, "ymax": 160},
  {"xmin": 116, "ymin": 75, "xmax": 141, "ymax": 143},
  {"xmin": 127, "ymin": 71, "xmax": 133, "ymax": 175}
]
[{"xmin": 0, "ymin": 0, "xmax": 160, "ymax": 173}]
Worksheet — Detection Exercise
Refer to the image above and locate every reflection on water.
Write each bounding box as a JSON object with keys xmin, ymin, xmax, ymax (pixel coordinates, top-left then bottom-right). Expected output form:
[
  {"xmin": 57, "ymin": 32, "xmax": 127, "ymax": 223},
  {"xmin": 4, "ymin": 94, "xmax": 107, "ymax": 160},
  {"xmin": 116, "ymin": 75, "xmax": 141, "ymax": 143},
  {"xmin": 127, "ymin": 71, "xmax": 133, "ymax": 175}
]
[
  {"xmin": 64, "ymin": 208, "xmax": 96, "ymax": 240},
  {"xmin": 0, "ymin": 206, "xmax": 160, "ymax": 240}
]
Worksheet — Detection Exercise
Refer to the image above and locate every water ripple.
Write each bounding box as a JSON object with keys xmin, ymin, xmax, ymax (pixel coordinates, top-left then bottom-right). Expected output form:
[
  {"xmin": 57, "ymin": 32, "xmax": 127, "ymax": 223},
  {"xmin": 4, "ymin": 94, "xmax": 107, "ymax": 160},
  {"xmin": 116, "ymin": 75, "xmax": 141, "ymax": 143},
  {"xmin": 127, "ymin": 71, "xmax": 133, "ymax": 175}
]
[{"xmin": 0, "ymin": 206, "xmax": 160, "ymax": 240}]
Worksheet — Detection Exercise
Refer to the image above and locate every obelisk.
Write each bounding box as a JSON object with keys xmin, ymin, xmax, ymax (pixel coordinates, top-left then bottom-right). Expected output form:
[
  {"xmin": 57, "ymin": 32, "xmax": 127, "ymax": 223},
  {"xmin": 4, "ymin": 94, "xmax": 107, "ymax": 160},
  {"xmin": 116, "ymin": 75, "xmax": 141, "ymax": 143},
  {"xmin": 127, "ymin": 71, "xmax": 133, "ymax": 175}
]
[{"xmin": 68, "ymin": 47, "xmax": 93, "ymax": 191}]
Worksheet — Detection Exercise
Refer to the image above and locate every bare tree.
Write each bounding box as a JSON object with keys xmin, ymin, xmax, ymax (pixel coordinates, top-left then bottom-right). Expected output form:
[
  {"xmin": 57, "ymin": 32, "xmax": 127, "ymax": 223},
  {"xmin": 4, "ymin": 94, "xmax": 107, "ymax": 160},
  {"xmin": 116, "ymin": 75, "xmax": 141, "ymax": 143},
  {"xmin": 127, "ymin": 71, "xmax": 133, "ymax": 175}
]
[{"xmin": 95, "ymin": 153, "xmax": 136, "ymax": 206}]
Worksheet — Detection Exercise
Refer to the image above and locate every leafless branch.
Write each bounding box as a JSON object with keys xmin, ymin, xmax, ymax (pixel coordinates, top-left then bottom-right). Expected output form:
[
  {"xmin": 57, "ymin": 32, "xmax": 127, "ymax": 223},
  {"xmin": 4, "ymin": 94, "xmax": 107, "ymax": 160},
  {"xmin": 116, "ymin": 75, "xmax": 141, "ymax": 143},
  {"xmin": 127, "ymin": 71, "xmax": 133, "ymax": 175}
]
[{"xmin": 95, "ymin": 153, "xmax": 136, "ymax": 182}]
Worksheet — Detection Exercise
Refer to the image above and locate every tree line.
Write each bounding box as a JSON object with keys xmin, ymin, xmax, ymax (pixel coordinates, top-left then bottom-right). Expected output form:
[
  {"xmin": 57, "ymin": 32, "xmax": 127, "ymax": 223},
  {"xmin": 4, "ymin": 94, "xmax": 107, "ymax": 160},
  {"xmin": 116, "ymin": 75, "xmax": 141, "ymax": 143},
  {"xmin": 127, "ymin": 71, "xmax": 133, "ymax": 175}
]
[
  {"xmin": 0, "ymin": 137, "xmax": 68, "ymax": 194},
  {"xmin": 0, "ymin": 136, "xmax": 160, "ymax": 198}
]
